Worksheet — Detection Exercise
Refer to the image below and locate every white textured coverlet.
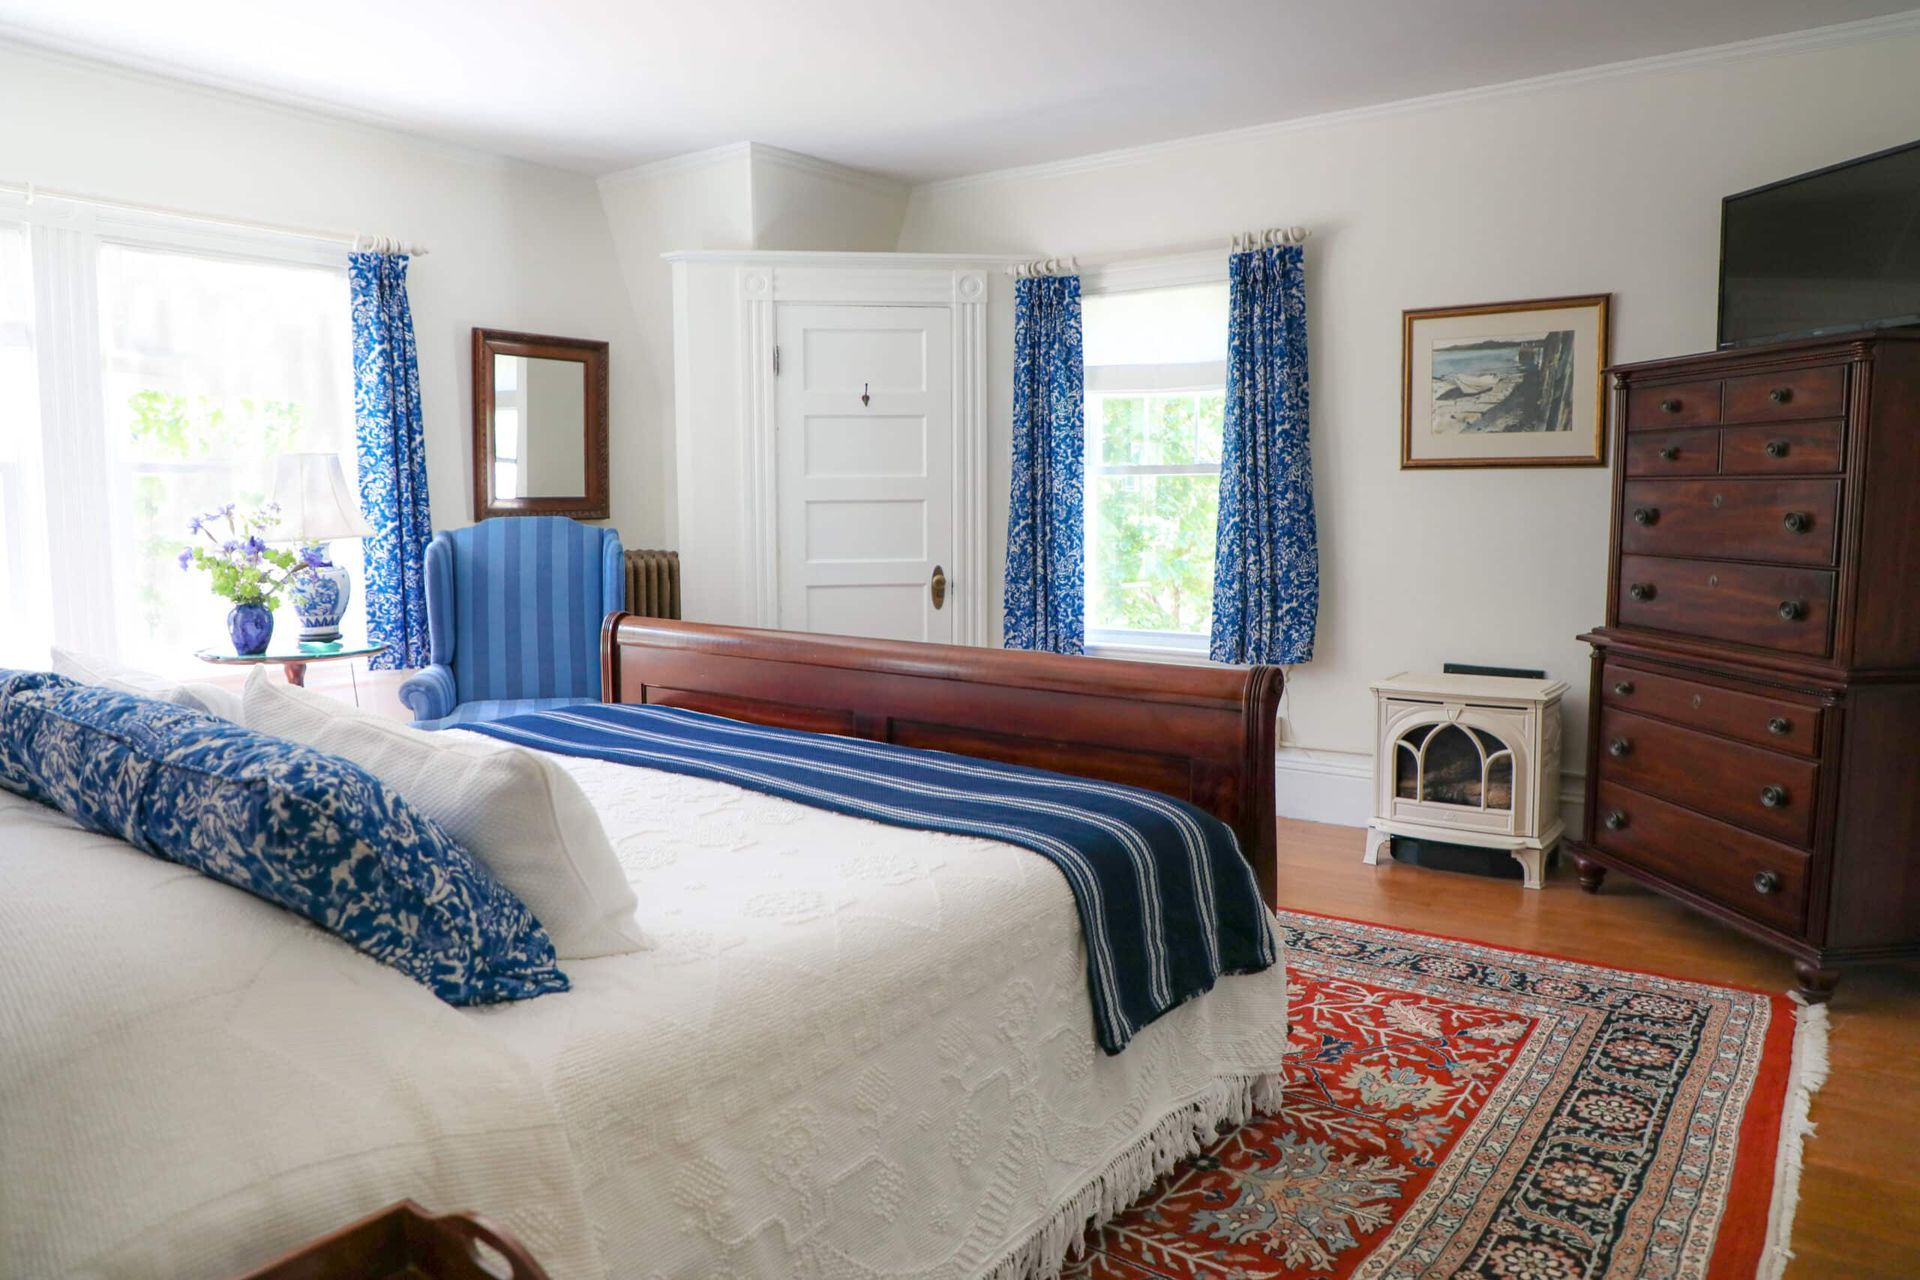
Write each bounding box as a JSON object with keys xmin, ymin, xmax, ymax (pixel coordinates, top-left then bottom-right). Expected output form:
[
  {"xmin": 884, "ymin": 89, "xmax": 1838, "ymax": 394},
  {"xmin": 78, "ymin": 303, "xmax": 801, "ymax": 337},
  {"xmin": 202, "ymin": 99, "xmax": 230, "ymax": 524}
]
[{"xmin": 0, "ymin": 742, "xmax": 1288, "ymax": 1279}]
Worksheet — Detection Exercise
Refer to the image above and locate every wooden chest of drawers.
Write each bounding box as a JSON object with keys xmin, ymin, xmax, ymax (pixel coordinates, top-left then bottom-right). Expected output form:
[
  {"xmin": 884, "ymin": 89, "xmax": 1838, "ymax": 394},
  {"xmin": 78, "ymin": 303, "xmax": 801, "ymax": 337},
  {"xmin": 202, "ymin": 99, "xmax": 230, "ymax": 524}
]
[{"xmin": 1570, "ymin": 328, "xmax": 1920, "ymax": 1002}]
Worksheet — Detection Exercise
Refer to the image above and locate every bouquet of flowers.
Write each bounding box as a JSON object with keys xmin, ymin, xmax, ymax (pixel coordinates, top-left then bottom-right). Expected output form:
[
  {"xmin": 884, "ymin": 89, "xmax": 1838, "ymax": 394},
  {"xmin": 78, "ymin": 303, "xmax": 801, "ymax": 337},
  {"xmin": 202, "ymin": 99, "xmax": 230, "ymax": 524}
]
[{"xmin": 178, "ymin": 503, "xmax": 316, "ymax": 608}]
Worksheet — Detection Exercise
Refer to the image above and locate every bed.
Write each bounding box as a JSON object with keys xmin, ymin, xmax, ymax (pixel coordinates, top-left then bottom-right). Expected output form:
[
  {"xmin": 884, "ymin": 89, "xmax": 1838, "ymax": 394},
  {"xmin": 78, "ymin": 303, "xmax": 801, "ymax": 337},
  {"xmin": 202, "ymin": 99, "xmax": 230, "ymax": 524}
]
[{"xmin": 0, "ymin": 619, "xmax": 1290, "ymax": 1280}]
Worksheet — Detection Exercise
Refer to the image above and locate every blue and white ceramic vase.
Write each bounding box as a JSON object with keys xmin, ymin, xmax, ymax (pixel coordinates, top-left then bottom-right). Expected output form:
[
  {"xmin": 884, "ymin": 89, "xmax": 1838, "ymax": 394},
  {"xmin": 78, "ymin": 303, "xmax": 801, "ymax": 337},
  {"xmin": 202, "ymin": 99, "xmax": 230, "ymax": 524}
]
[
  {"xmin": 227, "ymin": 602, "xmax": 274, "ymax": 656},
  {"xmin": 291, "ymin": 545, "xmax": 351, "ymax": 643}
]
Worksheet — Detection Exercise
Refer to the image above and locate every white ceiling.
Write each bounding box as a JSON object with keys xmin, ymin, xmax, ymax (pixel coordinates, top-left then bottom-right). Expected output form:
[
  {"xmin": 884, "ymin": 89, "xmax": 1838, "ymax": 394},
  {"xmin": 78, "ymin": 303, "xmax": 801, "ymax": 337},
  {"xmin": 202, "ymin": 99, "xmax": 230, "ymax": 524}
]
[{"xmin": 2, "ymin": 0, "xmax": 1915, "ymax": 183}]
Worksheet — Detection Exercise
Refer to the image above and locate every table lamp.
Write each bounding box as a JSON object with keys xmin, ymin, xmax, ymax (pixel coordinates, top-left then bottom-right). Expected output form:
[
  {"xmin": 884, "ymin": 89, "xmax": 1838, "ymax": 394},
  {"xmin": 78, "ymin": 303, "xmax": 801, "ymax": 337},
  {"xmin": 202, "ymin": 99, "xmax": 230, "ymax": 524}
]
[{"xmin": 272, "ymin": 453, "xmax": 374, "ymax": 644}]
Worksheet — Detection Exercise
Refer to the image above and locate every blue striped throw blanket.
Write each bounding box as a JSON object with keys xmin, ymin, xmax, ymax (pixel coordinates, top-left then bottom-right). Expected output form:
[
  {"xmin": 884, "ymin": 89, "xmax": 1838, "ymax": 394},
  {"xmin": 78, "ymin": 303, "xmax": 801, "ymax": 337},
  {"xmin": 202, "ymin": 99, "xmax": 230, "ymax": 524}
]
[{"xmin": 465, "ymin": 704, "xmax": 1277, "ymax": 1054}]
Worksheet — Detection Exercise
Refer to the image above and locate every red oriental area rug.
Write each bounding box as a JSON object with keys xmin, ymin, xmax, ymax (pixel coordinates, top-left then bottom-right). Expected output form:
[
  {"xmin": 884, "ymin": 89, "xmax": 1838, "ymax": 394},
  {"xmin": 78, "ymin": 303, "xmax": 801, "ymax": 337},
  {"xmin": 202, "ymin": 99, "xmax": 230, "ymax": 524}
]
[{"xmin": 1070, "ymin": 911, "xmax": 1828, "ymax": 1280}]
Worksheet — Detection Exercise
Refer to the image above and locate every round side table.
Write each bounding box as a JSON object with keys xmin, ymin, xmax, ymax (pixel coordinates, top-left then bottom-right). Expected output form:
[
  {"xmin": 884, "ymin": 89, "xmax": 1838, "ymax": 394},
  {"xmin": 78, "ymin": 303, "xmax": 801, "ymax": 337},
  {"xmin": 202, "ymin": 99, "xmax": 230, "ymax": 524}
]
[{"xmin": 193, "ymin": 638, "xmax": 388, "ymax": 689}]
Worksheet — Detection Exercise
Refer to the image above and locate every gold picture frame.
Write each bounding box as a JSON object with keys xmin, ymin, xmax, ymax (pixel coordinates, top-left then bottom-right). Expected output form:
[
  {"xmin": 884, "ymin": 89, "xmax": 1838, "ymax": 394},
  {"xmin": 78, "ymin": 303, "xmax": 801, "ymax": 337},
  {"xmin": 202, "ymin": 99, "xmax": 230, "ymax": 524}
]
[{"xmin": 1401, "ymin": 294, "xmax": 1611, "ymax": 469}]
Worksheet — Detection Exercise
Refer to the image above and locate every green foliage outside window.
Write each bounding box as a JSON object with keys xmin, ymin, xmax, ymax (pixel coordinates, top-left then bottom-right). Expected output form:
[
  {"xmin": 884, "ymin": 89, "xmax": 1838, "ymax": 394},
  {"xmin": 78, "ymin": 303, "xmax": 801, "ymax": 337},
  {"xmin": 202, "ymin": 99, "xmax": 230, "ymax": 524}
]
[
  {"xmin": 1088, "ymin": 392, "xmax": 1225, "ymax": 636},
  {"xmin": 123, "ymin": 390, "xmax": 311, "ymax": 635}
]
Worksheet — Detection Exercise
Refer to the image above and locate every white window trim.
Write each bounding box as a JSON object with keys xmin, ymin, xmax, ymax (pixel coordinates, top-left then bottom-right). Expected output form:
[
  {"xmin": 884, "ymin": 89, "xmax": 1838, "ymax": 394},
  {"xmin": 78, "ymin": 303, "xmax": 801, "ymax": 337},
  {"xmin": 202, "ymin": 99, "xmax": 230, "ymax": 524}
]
[{"xmin": 1081, "ymin": 253, "xmax": 1233, "ymax": 664}]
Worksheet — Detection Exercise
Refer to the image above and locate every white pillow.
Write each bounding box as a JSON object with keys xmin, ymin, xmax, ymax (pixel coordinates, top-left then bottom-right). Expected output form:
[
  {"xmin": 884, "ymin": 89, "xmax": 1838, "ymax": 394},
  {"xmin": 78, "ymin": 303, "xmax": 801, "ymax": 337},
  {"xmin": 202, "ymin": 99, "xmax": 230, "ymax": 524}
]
[
  {"xmin": 242, "ymin": 668, "xmax": 645, "ymax": 959},
  {"xmin": 49, "ymin": 646, "xmax": 242, "ymax": 722}
]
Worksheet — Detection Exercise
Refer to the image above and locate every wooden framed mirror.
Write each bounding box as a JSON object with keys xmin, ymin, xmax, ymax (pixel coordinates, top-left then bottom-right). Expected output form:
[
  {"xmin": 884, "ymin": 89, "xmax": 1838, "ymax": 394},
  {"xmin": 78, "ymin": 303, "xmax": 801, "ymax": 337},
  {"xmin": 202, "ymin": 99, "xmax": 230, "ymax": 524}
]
[{"xmin": 471, "ymin": 328, "xmax": 609, "ymax": 520}]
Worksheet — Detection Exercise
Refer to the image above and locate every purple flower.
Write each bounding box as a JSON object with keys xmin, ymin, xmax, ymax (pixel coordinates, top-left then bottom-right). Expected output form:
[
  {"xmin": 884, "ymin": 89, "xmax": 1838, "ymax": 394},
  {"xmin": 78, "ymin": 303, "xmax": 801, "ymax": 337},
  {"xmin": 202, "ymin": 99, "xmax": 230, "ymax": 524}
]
[
  {"xmin": 243, "ymin": 536, "xmax": 268, "ymax": 558},
  {"xmin": 187, "ymin": 515, "xmax": 203, "ymax": 534},
  {"xmin": 177, "ymin": 549, "xmax": 193, "ymax": 571},
  {"xmin": 299, "ymin": 544, "xmax": 331, "ymax": 568},
  {"xmin": 221, "ymin": 539, "xmax": 240, "ymax": 555}
]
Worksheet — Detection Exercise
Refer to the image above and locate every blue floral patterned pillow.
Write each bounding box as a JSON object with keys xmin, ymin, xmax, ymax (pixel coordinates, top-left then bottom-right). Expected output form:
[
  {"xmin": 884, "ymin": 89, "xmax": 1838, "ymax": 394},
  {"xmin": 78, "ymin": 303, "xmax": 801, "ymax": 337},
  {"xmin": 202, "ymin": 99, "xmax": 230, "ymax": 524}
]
[{"xmin": 0, "ymin": 671, "xmax": 568, "ymax": 1005}]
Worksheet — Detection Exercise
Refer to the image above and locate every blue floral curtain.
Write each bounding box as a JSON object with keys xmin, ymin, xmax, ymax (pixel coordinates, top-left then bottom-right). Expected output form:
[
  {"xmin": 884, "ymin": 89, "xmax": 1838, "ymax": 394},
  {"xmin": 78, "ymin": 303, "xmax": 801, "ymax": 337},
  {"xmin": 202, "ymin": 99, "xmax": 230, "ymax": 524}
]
[
  {"xmin": 1209, "ymin": 244, "xmax": 1317, "ymax": 665},
  {"xmin": 1003, "ymin": 274, "xmax": 1086, "ymax": 654},
  {"xmin": 349, "ymin": 252, "xmax": 432, "ymax": 670}
]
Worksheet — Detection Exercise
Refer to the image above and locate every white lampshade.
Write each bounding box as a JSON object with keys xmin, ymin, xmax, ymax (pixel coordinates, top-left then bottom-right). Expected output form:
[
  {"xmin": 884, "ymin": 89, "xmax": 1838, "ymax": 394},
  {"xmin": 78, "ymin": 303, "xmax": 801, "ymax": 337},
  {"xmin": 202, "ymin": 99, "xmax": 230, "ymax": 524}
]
[{"xmin": 271, "ymin": 453, "xmax": 374, "ymax": 542}]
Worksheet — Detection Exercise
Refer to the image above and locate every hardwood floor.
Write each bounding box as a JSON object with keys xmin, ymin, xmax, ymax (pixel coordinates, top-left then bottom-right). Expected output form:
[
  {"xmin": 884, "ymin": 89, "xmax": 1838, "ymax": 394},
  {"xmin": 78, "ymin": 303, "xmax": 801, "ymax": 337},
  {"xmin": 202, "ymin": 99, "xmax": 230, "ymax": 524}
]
[{"xmin": 1274, "ymin": 818, "xmax": 1920, "ymax": 1278}]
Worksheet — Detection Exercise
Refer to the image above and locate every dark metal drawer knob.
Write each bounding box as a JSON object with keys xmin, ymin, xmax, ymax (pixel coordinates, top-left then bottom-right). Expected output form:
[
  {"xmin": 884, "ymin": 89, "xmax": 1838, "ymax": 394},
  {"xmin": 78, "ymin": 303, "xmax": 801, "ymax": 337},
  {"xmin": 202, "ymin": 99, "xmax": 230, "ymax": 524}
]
[
  {"xmin": 1603, "ymin": 809, "xmax": 1628, "ymax": 830},
  {"xmin": 1613, "ymin": 680, "xmax": 1634, "ymax": 696},
  {"xmin": 1660, "ymin": 398, "xmax": 1682, "ymax": 413},
  {"xmin": 1632, "ymin": 507, "xmax": 1658, "ymax": 526},
  {"xmin": 1753, "ymin": 870, "xmax": 1782, "ymax": 894},
  {"xmin": 1767, "ymin": 716, "xmax": 1792, "ymax": 736},
  {"xmin": 1628, "ymin": 582, "xmax": 1656, "ymax": 601},
  {"xmin": 1778, "ymin": 599, "xmax": 1805, "ymax": 621},
  {"xmin": 1782, "ymin": 511, "xmax": 1810, "ymax": 534},
  {"xmin": 1608, "ymin": 737, "xmax": 1632, "ymax": 757},
  {"xmin": 1760, "ymin": 784, "xmax": 1788, "ymax": 809},
  {"xmin": 1659, "ymin": 445, "xmax": 1680, "ymax": 461},
  {"xmin": 1769, "ymin": 387, "xmax": 1792, "ymax": 404},
  {"xmin": 1765, "ymin": 439, "xmax": 1789, "ymax": 458}
]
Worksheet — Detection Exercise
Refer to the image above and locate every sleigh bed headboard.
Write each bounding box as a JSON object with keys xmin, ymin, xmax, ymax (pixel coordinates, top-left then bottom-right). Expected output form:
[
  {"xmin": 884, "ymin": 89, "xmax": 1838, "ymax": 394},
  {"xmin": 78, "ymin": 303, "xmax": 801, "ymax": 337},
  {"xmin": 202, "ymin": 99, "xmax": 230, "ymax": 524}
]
[{"xmin": 600, "ymin": 615, "xmax": 1283, "ymax": 903}]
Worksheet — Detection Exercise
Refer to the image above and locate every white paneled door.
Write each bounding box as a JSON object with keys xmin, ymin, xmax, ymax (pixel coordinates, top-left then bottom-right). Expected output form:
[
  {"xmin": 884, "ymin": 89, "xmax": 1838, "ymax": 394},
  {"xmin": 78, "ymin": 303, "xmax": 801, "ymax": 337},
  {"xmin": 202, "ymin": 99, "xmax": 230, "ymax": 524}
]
[{"xmin": 775, "ymin": 304, "xmax": 954, "ymax": 643}]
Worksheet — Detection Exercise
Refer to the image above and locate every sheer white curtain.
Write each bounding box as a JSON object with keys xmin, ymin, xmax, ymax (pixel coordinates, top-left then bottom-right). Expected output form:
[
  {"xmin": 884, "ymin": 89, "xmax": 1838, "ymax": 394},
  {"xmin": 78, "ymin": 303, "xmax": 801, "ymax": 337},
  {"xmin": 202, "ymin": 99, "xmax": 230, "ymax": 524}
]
[
  {"xmin": 0, "ymin": 198, "xmax": 360, "ymax": 676},
  {"xmin": 0, "ymin": 221, "xmax": 53, "ymax": 668}
]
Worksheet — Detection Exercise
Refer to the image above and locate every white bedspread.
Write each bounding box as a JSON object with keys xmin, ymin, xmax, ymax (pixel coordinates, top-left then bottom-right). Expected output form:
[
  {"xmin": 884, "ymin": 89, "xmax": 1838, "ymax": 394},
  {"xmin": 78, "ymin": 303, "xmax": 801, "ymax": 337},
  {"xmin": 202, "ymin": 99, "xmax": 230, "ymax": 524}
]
[{"xmin": 0, "ymin": 745, "xmax": 1288, "ymax": 1280}]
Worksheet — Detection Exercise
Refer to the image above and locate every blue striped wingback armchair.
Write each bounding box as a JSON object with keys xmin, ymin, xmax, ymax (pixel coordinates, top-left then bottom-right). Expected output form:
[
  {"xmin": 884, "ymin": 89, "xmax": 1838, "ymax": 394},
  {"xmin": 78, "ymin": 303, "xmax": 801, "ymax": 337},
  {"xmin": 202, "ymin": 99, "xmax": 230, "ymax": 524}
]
[{"xmin": 398, "ymin": 517, "xmax": 624, "ymax": 728}]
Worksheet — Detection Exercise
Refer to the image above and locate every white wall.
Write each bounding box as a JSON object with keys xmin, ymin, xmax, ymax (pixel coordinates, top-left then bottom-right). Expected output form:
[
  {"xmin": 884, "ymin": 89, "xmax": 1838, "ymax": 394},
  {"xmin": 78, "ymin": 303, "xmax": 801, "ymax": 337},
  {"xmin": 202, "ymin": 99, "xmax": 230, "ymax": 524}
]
[
  {"xmin": 596, "ymin": 144, "xmax": 909, "ymax": 550},
  {"xmin": 596, "ymin": 148, "xmax": 755, "ymax": 550},
  {"xmin": 0, "ymin": 40, "xmax": 647, "ymax": 544},
  {"xmin": 897, "ymin": 28, "xmax": 1920, "ymax": 818}
]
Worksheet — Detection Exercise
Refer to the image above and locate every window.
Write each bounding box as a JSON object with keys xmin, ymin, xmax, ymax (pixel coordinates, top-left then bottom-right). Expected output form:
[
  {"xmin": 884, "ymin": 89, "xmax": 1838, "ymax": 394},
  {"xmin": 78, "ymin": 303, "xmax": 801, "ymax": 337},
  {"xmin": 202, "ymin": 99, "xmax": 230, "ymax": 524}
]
[
  {"xmin": 1, "ymin": 198, "xmax": 359, "ymax": 675},
  {"xmin": 97, "ymin": 244, "xmax": 358, "ymax": 667},
  {"xmin": 0, "ymin": 222, "xmax": 51, "ymax": 668},
  {"xmin": 1082, "ymin": 281, "xmax": 1229, "ymax": 657}
]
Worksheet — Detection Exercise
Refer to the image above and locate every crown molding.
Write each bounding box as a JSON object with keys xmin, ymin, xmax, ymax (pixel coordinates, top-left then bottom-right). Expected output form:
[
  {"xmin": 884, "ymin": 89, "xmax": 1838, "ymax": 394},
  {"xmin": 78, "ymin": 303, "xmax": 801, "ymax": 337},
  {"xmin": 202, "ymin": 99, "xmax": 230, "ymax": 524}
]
[
  {"xmin": 595, "ymin": 142, "xmax": 755, "ymax": 193},
  {"xmin": 600, "ymin": 141, "xmax": 906, "ymax": 199},
  {"xmin": 0, "ymin": 28, "xmax": 559, "ymax": 177},
  {"xmin": 744, "ymin": 143, "xmax": 906, "ymax": 198},
  {"xmin": 914, "ymin": 9, "xmax": 1920, "ymax": 195}
]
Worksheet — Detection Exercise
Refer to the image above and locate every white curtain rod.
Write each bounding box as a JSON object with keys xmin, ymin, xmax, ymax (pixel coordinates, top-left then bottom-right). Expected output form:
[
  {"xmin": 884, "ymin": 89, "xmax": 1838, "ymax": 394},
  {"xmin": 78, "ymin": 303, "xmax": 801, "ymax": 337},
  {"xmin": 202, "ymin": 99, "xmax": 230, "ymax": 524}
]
[
  {"xmin": 0, "ymin": 180, "xmax": 429, "ymax": 257},
  {"xmin": 1005, "ymin": 224, "xmax": 1309, "ymax": 277}
]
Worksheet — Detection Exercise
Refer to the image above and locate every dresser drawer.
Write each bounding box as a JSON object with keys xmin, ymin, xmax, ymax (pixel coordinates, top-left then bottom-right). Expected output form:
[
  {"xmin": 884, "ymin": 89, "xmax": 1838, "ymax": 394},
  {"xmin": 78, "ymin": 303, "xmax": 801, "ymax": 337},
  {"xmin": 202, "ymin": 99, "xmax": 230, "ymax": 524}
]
[
  {"xmin": 1625, "ymin": 428, "xmax": 1718, "ymax": 476},
  {"xmin": 1597, "ymin": 707, "xmax": 1817, "ymax": 846},
  {"xmin": 1719, "ymin": 421, "xmax": 1845, "ymax": 475},
  {"xmin": 1627, "ymin": 380, "xmax": 1720, "ymax": 430},
  {"xmin": 1591, "ymin": 781, "xmax": 1810, "ymax": 936},
  {"xmin": 1619, "ymin": 478, "xmax": 1840, "ymax": 566},
  {"xmin": 1723, "ymin": 365, "xmax": 1846, "ymax": 423},
  {"xmin": 1616, "ymin": 554, "xmax": 1834, "ymax": 657},
  {"xmin": 1600, "ymin": 659, "xmax": 1823, "ymax": 758}
]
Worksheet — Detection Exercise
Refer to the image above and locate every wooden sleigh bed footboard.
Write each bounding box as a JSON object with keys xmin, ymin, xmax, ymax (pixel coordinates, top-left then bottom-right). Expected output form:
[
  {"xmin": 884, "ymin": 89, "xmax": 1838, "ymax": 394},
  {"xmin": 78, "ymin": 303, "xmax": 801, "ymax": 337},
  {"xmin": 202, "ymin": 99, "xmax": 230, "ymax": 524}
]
[{"xmin": 600, "ymin": 615, "xmax": 1285, "ymax": 903}]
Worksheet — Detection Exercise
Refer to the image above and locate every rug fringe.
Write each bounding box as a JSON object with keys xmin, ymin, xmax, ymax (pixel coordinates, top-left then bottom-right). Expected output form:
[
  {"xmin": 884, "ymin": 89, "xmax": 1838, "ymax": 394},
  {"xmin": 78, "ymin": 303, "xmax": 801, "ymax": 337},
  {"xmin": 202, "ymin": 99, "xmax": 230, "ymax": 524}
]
[
  {"xmin": 1758, "ymin": 996, "xmax": 1831, "ymax": 1280},
  {"xmin": 981, "ymin": 1071, "xmax": 1286, "ymax": 1280}
]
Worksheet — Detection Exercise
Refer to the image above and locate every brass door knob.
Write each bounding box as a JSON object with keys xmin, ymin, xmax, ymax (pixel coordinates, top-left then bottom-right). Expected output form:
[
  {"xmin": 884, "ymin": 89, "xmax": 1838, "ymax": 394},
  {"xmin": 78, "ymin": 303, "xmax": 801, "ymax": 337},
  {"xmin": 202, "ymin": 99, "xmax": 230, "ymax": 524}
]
[
  {"xmin": 1659, "ymin": 445, "xmax": 1680, "ymax": 461},
  {"xmin": 1753, "ymin": 870, "xmax": 1782, "ymax": 894},
  {"xmin": 1613, "ymin": 680, "xmax": 1634, "ymax": 696},
  {"xmin": 1782, "ymin": 511, "xmax": 1811, "ymax": 534},
  {"xmin": 1765, "ymin": 439, "xmax": 1789, "ymax": 458},
  {"xmin": 1778, "ymin": 600, "xmax": 1805, "ymax": 621},
  {"xmin": 1760, "ymin": 784, "xmax": 1788, "ymax": 809},
  {"xmin": 1632, "ymin": 507, "xmax": 1658, "ymax": 526},
  {"xmin": 1608, "ymin": 737, "xmax": 1632, "ymax": 757},
  {"xmin": 1769, "ymin": 387, "xmax": 1792, "ymax": 404},
  {"xmin": 1660, "ymin": 398, "xmax": 1681, "ymax": 413},
  {"xmin": 1603, "ymin": 809, "xmax": 1628, "ymax": 830},
  {"xmin": 929, "ymin": 564, "xmax": 947, "ymax": 610},
  {"xmin": 1628, "ymin": 582, "xmax": 1656, "ymax": 601},
  {"xmin": 1767, "ymin": 716, "xmax": 1792, "ymax": 736}
]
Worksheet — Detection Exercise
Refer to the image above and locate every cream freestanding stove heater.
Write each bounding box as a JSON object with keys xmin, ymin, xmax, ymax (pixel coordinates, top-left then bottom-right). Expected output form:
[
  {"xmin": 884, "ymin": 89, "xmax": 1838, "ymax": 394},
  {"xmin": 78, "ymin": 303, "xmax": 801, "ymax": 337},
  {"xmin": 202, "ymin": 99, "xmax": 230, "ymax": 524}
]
[{"xmin": 1364, "ymin": 672, "xmax": 1567, "ymax": 889}]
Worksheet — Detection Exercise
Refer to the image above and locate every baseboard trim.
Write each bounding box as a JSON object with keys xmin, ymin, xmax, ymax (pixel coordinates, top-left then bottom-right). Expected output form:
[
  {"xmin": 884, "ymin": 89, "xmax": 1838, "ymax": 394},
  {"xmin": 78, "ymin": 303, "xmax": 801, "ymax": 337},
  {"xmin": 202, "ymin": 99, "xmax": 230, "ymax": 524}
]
[{"xmin": 1274, "ymin": 747, "xmax": 1586, "ymax": 839}]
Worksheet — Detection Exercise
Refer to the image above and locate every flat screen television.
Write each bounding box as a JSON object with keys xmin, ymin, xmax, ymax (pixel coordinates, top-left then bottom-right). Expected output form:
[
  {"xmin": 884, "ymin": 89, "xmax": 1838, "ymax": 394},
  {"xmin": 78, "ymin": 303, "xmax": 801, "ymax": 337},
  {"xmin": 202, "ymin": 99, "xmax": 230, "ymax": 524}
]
[{"xmin": 1718, "ymin": 138, "xmax": 1920, "ymax": 348}]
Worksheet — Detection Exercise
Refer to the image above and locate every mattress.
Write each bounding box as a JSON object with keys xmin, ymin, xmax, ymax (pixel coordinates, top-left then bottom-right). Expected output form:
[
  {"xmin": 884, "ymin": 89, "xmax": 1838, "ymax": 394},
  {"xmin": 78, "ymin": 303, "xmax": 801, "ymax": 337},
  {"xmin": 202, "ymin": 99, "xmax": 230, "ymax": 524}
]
[{"xmin": 0, "ymin": 740, "xmax": 1289, "ymax": 1279}]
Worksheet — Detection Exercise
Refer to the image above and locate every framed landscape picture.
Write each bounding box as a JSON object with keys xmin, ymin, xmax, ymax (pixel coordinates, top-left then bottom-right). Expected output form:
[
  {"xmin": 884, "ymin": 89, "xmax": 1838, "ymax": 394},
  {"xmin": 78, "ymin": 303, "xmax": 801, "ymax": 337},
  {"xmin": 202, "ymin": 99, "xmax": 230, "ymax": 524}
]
[{"xmin": 1401, "ymin": 294, "xmax": 1610, "ymax": 468}]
